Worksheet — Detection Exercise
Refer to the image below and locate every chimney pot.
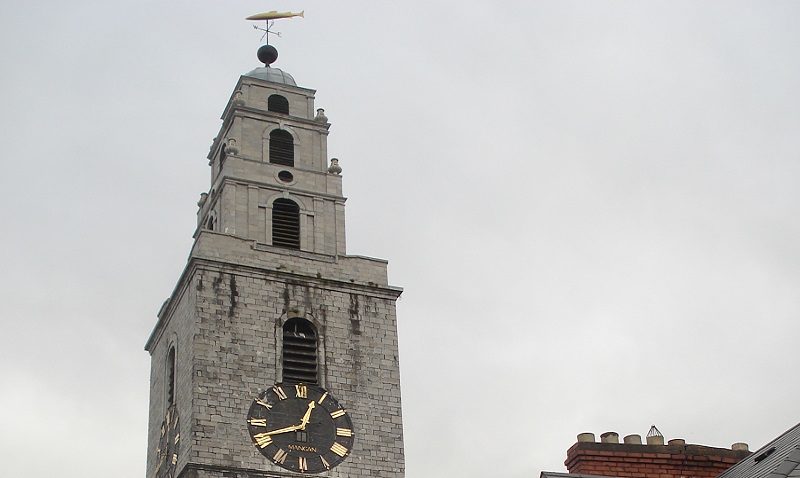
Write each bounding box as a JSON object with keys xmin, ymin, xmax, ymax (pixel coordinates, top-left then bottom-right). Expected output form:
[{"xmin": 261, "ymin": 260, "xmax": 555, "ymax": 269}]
[
  {"xmin": 577, "ymin": 433, "xmax": 596, "ymax": 443},
  {"xmin": 600, "ymin": 432, "xmax": 619, "ymax": 444},
  {"xmin": 668, "ymin": 439, "xmax": 686, "ymax": 445},
  {"xmin": 646, "ymin": 435, "xmax": 665, "ymax": 445},
  {"xmin": 624, "ymin": 434, "xmax": 642, "ymax": 445},
  {"xmin": 732, "ymin": 443, "xmax": 749, "ymax": 452}
]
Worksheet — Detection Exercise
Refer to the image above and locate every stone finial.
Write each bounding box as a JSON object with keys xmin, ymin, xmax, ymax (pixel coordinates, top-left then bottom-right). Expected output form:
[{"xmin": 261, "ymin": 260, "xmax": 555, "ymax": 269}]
[
  {"xmin": 328, "ymin": 158, "xmax": 342, "ymax": 175},
  {"xmin": 197, "ymin": 192, "xmax": 208, "ymax": 208},
  {"xmin": 232, "ymin": 90, "xmax": 245, "ymax": 107},
  {"xmin": 224, "ymin": 138, "xmax": 239, "ymax": 155},
  {"xmin": 315, "ymin": 108, "xmax": 328, "ymax": 123}
]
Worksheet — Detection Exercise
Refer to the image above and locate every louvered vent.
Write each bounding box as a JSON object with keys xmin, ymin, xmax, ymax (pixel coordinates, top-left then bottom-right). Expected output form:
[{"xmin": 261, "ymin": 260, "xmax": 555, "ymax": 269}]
[
  {"xmin": 283, "ymin": 318, "xmax": 318, "ymax": 384},
  {"xmin": 166, "ymin": 346, "xmax": 176, "ymax": 405},
  {"xmin": 269, "ymin": 129, "xmax": 294, "ymax": 166},
  {"xmin": 268, "ymin": 94, "xmax": 289, "ymax": 114},
  {"xmin": 272, "ymin": 199, "xmax": 300, "ymax": 249}
]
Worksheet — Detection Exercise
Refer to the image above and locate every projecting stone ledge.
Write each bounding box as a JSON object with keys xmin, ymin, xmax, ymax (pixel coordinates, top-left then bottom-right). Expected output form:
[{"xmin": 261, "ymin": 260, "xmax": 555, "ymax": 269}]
[{"xmin": 189, "ymin": 230, "xmax": 400, "ymax": 292}]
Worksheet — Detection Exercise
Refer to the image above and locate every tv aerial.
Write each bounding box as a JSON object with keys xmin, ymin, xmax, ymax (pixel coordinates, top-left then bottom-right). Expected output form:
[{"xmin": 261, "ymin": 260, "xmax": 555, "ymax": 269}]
[{"xmin": 246, "ymin": 10, "xmax": 304, "ymax": 43}]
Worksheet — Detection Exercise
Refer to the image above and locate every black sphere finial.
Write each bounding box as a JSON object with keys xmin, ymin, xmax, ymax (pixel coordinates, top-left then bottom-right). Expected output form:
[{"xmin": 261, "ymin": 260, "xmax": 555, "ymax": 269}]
[{"xmin": 257, "ymin": 45, "xmax": 278, "ymax": 66}]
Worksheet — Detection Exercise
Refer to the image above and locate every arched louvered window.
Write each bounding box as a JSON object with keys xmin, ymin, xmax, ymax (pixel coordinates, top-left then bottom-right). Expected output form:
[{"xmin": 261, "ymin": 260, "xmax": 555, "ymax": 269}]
[
  {"xmin": 218, "ymin": 143, "xmax": 226, "ymax": 169},
  {"xmin": 166, "ymin": 346, "xmax": 176, "ymax": 406},
  {"xmin": 282, "ymin": 318, "xmax": 318, "ymax": 384},
  {"xmin": 269, "ymin": 129, "xmax": 294, "ymax": 167},
  {"xmin": 272, "ymin": 198, "xmax": 300, "ymax": 249},
  {"xmin": 268, "ymin": 94, "xmax": 289, "ymax": 115}
]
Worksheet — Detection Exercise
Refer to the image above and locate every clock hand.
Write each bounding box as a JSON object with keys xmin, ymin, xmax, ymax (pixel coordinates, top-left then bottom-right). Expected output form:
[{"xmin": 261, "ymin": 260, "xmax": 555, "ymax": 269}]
[
  {"xmin": 155, "ymin": 452, "xmax": 165, "ymax": 473},
  {"xmin": 262, "ymin": 423, "xmax": 301, "ymax": 436},
  {"xmin": 262, "ymin": 401, "xmax": 316, "ymax": 435},
  {"xmin": 298, "ymin": 401, "xmax": 316, "ymax": 430}
]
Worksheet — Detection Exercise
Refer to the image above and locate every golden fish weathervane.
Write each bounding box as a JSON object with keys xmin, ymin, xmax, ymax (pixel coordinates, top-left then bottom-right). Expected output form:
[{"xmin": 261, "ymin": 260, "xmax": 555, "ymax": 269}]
[
  {"xmin": 246, "ymin": 10, "xmax": 304, "ymax": 21},
  {"xmin": 246, "ymin": 10, "xmax": 304, "ymax": 43}
]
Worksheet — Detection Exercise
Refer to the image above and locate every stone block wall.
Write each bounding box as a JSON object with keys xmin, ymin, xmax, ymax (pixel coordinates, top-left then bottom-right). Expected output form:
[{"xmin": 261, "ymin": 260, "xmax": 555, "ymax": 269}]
[
  {"xmin": 146, "ymin": 272, "xmax": 197, "ymax": 478},
  {"xmin": 146, "ymin": 242, "xmax": 404, "ymax": 478}
]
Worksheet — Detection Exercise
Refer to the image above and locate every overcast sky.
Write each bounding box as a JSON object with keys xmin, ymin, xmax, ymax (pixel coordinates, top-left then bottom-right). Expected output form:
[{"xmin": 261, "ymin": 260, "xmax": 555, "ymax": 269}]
[{"xmin": 2, "ymin": 1, "xmax": 800, "ymax": 477}]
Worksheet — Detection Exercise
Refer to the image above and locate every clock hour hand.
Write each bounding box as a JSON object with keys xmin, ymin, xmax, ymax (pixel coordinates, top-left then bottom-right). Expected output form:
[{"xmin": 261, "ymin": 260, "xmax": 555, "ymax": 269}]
[
  {"xmin": 298, "ymin": 401, "xmax": 316, "ymax": 430},
  {"xmin": 262, "ymin": 401, "xmax": 316, "ymax": 435}
]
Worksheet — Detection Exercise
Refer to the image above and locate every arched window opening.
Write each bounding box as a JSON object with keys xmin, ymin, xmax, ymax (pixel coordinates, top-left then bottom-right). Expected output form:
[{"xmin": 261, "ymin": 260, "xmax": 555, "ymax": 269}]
[
  {"xmin": 272, "ymin": 199, "xmax": 300, "ymax": 249},
  {"xmin": 167, "ymin": 346, "xmax": 176, "ymax": 406},
  {"xmin": 282, "ymin": 318, "xmax": 317, "ymax": 384},
  {"xmin": 269, "ymin": 130, "xmax": 294, "ymax": 167},
  {"xmin": 268, "ymin": 94, "xmax": 289, "ymax": 115}
]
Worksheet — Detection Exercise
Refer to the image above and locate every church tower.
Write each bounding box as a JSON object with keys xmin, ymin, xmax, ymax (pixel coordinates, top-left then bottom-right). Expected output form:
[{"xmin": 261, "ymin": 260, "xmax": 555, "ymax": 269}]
[{"xmin": 144, "ymin": 41, "xmax": 405, "ymax": 478}]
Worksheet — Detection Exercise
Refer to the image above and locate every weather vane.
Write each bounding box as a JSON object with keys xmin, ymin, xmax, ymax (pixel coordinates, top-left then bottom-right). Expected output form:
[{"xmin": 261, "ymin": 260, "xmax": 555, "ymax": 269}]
[{"xmin": 246, "ymin": 10, "xmax": 304, "ymax": 43}]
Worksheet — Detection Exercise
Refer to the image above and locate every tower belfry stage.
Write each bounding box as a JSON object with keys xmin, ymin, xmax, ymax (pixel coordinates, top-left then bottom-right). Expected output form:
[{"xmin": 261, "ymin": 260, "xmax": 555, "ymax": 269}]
[{"xmin": 145, "ymin": 17, "xmax": 405, "ymax": 478}]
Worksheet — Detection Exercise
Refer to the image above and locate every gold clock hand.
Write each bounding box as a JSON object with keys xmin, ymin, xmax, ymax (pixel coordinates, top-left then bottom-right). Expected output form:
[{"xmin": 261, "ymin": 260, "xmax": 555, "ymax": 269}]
[
  {"xmin": 263, "ymin": 400, "xmax": 316, "ymax": 435},
  {"xmin": 155, "ymin": 452, "xmax": 165, "ymax": 473},
  {"xmin": 298, "ymin": 401, "xmax": 316, "ymax": 430},
  {"xmin": 262, "ymin": 423, "xmax": 301, "ymax": 436}
]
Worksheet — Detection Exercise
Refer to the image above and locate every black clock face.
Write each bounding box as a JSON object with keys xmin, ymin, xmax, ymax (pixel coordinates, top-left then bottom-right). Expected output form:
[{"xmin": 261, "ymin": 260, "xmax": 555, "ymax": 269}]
[
  {"xmin": 155, "ymin": 405, "xmax": 180, "ymax": 478},
  {"xmin": 247, "ymin": 383, "xmax": 355, "ymax": 474}
]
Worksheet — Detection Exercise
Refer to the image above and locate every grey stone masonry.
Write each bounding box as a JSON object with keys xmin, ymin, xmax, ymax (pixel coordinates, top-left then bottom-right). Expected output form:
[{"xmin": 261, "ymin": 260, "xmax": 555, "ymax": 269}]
[
  {"xmin": 146, "ymin": 61, "xmax": 405, "ymax": 478},
  {"xmin": 146, "ymin": 243, "xmax": 405, "ymax": 478},
  {"xmin": 196, "ymin": 74, "xmax": 347, "ymax": 256}
]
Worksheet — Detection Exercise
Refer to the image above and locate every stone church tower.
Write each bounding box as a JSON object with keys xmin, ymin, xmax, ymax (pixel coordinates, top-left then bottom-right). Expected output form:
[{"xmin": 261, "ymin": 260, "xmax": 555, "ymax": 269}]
[{"xmin": 144, "ymin": 44, "xmax": 404, "ymax": 478}]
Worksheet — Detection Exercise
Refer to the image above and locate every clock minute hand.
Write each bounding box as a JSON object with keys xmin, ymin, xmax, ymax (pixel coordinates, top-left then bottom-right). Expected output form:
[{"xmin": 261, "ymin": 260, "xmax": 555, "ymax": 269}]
[
  {"xmin": 262, "ymin": 424, "xmax": 301, "ymax": 436},
  {"xmin": 261, "ymin": 401, "xmax": 316, "ymax": 436}
]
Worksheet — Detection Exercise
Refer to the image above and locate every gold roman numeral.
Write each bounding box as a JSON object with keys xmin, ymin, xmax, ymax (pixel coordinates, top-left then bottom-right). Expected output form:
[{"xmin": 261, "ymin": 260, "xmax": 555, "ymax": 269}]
[
  {"xmin": 174, "ymin": 433, "xmax": 180, "ymax": 444},
  {"xmin": 336, "ymin": 428, "xmax": 353, "ymax": 437},
  {"xmin": 248, "ymin": 418, "xmax": 267, "ymax": 427},
  {"xmin": 298, "ymin": 456, "xmax": 308, "ymax": 472},
  {"xmin": 253, "ymin": 433, "xmax": 273, "ymax": 448},
  {"xmin": 295, "ymin": 384, "xmax": 307, "ymax": 398},
  {"xmin": 320, "ymin": 455, "xmax": 330, "ymax": 470},
  {"xmin": 273, "ymin": 386, "xmax": 288, "ymax": 400},
  {"xmin": 318, "ymin": 391, "xmax": 328, "ymax": 404},
  {"xmin": 171, "ymin": 454, "xmax": 177, "ymax": 465},
  {"xmin": 330, "ymin": 409, "xmax": 346, "ymax": 418},
  {"xmin": 273, "ymin": 448, "xmax": 288, "ymax": 464},
  {"xmin": 330, "ymin": 442, "xmax": 348, "ymax": 457},
  {"xmin": 255, "ymin": 398, "xmax": 272, "ymax": 409}
]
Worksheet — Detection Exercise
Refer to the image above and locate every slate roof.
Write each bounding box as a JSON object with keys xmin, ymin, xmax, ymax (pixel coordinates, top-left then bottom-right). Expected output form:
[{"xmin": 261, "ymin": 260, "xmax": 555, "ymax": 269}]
[
  {"xmin": 541, "ymin": 472, "xmax": 621, "ymax": 478},
  {"xmin": 717, "ymin": 422, "xmax": 800, "ymax": 478}
]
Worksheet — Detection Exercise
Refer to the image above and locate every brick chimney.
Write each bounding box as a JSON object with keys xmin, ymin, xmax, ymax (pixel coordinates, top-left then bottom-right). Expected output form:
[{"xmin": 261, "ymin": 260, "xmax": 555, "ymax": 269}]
[{"xmin": 565, "ymin": 430, "xmax": 751, "ymax": 478}]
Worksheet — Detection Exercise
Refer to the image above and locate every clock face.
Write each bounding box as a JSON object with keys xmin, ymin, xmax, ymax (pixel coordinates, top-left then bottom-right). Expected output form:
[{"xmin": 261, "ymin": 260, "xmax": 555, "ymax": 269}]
[
  {"xmin": 154, "ymin": 405, "xmax": 180, "ymax": 478},
  {"xmin": 247, "ymin": 383, "xmax": 355, "ymax": 473}
]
